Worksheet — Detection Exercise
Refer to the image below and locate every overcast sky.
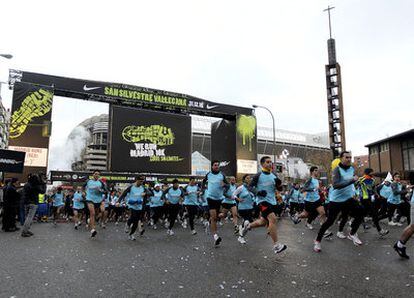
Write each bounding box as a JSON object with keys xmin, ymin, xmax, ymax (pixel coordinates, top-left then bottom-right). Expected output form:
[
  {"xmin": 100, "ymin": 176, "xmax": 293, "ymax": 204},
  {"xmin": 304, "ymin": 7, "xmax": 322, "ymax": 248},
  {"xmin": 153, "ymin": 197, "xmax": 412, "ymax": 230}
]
[{"xmin": 1, "ymin": 0, "xmax": 413, "ymax": 160}]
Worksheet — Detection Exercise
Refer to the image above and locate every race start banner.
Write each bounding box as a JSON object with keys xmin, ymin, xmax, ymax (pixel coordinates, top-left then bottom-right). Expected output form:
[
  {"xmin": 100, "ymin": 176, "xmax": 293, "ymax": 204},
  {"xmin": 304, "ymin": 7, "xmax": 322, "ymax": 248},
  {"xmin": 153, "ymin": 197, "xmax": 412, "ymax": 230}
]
[{"xmin": 109, "ymin": 106, "xmax": 191, "ymax": 174}]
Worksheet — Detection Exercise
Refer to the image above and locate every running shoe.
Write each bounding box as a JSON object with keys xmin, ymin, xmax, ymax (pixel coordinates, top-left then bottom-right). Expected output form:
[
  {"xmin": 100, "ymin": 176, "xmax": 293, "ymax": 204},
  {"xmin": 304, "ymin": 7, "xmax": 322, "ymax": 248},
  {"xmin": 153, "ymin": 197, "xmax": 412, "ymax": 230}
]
[
  {"xmin": 21, "ymin": 231, "xmax": 31, "ymax": 237},
  {"xmin": 167, "ymin": 229, "xmax": 174, "ymax": 236},
  {"xmin": 313, "ymin": 241, "xmax": 321, "ymax": 252},
  {"xmin": 388, "ymin": 221, "xmax": 397, "ymax": 226},
  {"xmin": 214, "ymin": 234, "xmax": 222, "ymax": 246},
  {"xmin": 153, "ymin": 225, "xmax": 158, "ymax": 230},
  {"xmin": 204, "ymin": 221, "xmax": 210, "ymax": 234},
  {"xmin": 273, "ymin": 243, "xmax": 287, "ymax": 254},
  {"xmin": 290, "ymin": 215, "xmax": 301, "ymax": 225},
  {"xmin": 239, "ymin": 220, "xmax": 250, "ymax": 237},
  {"xmin": 379, "ymin": 229, "xmax": 389, "ymax": 237},
  {"xmin": 323, "ymin": 231, "xmax": 333, "ymax": 238},
  {"xmin": 347, "ymin": 233, "xmax": 362, "ymax": 246},
  {"xmin": 394, "ymin": 242, "xmax": 409, "ymax": 259},
  {"xmin": 336, "ymin": 231, "xmax": 347, "ymax": 239},
  {"xmin": 237, "ymin": 236, "xmax": 247, "ymax": 244},
  {"xmin": 74, "ymin": 224, "xmax": 78, "ymax": 230},
  {"xmin": 395, "ymin": 222, "xmax": 403, "ymax": 227},
  {"xmin": 128, "ymin": 234, "xmax": 136, "ymax": 241},
  {"xmin": 191, "ymin": 230, "xmax": 197, "ymax": 235},
  {"xmin": 182, "ymin": 220, "xmax": 188, "ymax": 229},
  {"xmin": 91, "ymin": 229, "xmax": 97, "ymax": 238},
  {"xmin": 305, "ymin": 223, "xmax": 313, "ymax": 230}
]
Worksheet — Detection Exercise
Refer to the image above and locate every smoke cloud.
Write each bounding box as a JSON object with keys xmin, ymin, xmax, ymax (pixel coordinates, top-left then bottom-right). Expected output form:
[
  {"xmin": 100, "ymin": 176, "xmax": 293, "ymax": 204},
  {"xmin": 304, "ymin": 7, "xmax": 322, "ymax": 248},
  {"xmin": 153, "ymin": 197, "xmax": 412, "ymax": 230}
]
[{"xmin": 48, "ymin": 126, "xmax": 90, "ymax": 171}]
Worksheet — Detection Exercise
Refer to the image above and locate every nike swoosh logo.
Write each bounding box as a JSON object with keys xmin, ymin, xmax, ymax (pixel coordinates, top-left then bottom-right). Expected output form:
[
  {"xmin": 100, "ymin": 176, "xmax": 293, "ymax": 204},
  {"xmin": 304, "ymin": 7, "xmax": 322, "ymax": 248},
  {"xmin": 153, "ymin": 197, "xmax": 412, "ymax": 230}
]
[
  {"xmin": 206, "ymin": 104, "xmax": 219, "ymax": 110},
  {"xmin": 83, "ymin": 84, "xmax": 101, "ymax": 91}
]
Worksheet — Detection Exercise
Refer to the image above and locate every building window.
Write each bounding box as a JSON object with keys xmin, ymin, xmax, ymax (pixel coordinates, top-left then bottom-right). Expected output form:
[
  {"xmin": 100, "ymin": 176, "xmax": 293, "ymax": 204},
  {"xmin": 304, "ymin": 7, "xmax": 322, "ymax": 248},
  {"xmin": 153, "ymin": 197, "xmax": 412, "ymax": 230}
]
[
  {"xmin": 380, "ymin": 142, "xmax": 389, "ymax": 152},
  {"xmin": 369, "ymin": 146, "xmax": 379, "ymax": 155},
  {"xmin": 402, "ymin": 140, "xmax": 414, "ymax": 171}
]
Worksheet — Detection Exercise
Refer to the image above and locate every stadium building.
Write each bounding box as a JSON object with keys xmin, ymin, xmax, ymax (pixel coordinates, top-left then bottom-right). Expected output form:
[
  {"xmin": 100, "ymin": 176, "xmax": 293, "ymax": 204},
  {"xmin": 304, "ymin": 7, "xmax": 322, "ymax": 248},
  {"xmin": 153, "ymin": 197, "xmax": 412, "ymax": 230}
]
[{"xmin": 68, "ymin": 114, "xmax": 332, "ymax": 179}]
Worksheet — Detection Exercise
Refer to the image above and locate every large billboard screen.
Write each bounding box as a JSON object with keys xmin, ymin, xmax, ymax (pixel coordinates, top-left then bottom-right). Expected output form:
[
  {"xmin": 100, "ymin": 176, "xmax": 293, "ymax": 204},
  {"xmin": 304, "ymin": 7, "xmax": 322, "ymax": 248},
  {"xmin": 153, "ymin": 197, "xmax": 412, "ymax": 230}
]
[
  {"xmin": 109, "ymin": 106, "xmax": 191, "ymax": 174},
  {"xmin": 211, "ymin": 119, "xmax": 236, "ymax": 176},
  {"xmin": 8, "ymin": 82, "xmax": 54, "ymax": 179}
]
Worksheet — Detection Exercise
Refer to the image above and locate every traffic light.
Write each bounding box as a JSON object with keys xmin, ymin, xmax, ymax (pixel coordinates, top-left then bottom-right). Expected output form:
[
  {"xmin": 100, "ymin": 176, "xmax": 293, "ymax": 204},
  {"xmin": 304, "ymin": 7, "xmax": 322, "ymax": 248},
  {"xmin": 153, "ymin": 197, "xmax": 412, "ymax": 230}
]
[{"xmin": 42, "ymin": 120, "xmax": 52, "ymax": 137}]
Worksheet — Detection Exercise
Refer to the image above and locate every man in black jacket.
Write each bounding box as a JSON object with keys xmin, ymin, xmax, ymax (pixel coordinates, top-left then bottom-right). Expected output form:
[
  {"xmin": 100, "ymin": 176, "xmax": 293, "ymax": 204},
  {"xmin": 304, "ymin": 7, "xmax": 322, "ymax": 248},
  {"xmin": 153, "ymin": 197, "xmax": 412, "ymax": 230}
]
[
  {"xmin": 2, "ymin": 178, "xmax": 21, "ymax": 232},
  {"xmin": 21, "ymin": 173, "xmax": 46, "ymax": 237}
]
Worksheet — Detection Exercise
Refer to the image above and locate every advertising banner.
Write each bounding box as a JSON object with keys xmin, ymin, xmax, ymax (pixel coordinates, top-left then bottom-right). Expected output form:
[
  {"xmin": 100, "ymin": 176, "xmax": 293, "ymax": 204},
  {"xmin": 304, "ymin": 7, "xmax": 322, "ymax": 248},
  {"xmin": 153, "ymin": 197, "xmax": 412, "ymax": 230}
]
[
  {"xmin": 8, "ymin": 146, "xmax": 48, "ymax": 167},
  {"xmin": 0, "ymin": 149, "xmax": 26, "ymax": 173},
  {"xmin": 211, "ymin": 119, "xmax": 236, "ymax": 177},
  {"xmin": 9, "ymin": 82, "xmax": 54, "ymax": 147},
  {"xmin": 236, "ymin": 114, "xmax": 258, "ymax": 174},
  {"xmin": 8, "ymin": 82, "xmax": 54, "ymax": 179},
  {"xmin": 15, "ymin": 70, "xmax": 253, "ymax": 118},
  {"xmin": 50, "ymin": 171, "xmax": 201, "ymax": 184},
  {"xmin": 109, "ymin": 106, "xmax": 191, "ymax": 174}
]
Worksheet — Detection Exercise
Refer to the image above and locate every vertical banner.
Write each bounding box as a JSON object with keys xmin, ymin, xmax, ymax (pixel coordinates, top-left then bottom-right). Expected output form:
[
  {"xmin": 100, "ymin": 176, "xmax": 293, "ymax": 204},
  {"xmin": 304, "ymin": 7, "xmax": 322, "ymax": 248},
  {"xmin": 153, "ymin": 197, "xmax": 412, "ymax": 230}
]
[
  {"xmin": 109, "ymin": 106, "xmax": 192, "ymax": 174},
  {"xmin": 211, "ymin": 119, "xmax": 236, "ymax": 177},
  {"xmin": 8, "ymin": 82, "xmax": 54, "ymax": 177},
  {"xmin": 236, "ymin": 114, "xmax": 258, "ymax": 174}
]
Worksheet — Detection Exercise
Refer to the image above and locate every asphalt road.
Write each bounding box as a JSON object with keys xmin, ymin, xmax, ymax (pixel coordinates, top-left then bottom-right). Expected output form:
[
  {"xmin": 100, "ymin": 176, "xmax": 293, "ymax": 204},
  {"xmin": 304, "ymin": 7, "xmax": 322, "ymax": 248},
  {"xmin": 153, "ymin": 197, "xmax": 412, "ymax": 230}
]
[{"xmin": 0, "ymin": 216, "xmax": 413, "ymax": 298}]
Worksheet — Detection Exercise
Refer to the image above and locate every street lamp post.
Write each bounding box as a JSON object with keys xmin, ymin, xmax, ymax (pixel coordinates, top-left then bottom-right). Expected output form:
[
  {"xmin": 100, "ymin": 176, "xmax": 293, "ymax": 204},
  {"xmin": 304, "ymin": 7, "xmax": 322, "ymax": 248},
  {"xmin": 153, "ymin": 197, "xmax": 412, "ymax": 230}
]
[
  {"xmin": 252, "ymin": 104, "xmax": 276, "ymax": 169},
  {"xmin": 0, "ymin": 54, "xmax": 13, "ymax": 59}
]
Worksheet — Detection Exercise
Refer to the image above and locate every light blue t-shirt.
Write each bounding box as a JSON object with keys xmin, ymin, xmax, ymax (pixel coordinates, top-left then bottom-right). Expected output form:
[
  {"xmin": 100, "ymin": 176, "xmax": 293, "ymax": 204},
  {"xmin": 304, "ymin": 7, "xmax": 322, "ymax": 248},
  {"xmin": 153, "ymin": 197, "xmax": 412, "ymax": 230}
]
[
  {"xmin": 166, "ymin": 187, "xmax": 183, "ymax": 205},
  {"xmin": 85, "ymin": 179, "xmax": 105, "ymax": 203},
  {"xmin": 330, "ymin": 167, "xmax": 356, "ymax": 202},
  {"xmin": 388, "ymin": 183, "xmax": 402, "ymax": 205},
  {"xmin": 289, "ymin": 189, "xmax": 300, "ymax": 203},
  {"xmin": 305, "ymin": 178, "xmax": 320, "ymax": 202},
  {"xmin": 184, "ymin": 185, "xmax": 199, "ymax": 206},
  {"xmin": 380, "ymin": 184, "xmax": 392, "ymax": 199},
  {"xmin": 127, "ymin": 185, "xmax": 146, "ymax": 211},
  {"xmin": 254, "ymin": 172, "xmax": 277, "ymax": 205},
  {"xmin": 53, "ymin": 192, "xmax": 64, "ymax": 207},
  {"xmin": 222, "ymin": 184, "xmax": 237, "ymax": 204},
  {"xmin": 199, "ymin": 191, "xmax": 209, "ymax": 207},
  {"xmin": 205, "ymin": 172, "xmax": 226, "ymax": 200},
  {"xmin": 150, "ymin": 190, "xmax": 164, "ymax": 207},
  {"xmin": 72, "ymin": 192, "xmax": 84, "ymax": 209},
  {"xmin": 236, "ymin": 185, "xmax": 254, "ymax": 210}
]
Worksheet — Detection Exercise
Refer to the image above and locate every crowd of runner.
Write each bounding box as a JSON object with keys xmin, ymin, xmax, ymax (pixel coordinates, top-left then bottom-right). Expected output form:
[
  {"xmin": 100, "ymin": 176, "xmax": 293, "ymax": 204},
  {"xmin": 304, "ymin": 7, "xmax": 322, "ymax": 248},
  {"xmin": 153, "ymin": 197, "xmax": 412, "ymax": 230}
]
[{"xmin": 1, "ymin": 153, "xmax": 414, "ymax": 259}]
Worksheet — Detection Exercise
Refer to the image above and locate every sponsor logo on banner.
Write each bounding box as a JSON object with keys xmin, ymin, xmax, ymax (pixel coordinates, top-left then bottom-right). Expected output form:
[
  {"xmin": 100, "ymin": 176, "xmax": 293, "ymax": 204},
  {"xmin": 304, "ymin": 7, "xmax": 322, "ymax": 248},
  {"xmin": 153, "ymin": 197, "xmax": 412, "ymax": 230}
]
[
  {"xmin": 121, "ymin": 125, "xmax": 184, "ymax": 162},
  {"xmin": 206, "ymin": 104, "xmax": 219, "ymax": 110},
  {"xmin": 0, "ymin": 149, "xmax": 26, "ymax": 173},
  {"xmin": 236, "ymin": 115, "xmax": 256, "ymax": 152},
  {"xmin": 83, "ymin": 84, "xmax": 101, "ymax": 91},
  {"xmin": 219, "ymin": 161, "xmax": 230, "ymax": 168},
  {"xmin": 8, "ymin": 146, "xmax": 48, "ymax": 167}
]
